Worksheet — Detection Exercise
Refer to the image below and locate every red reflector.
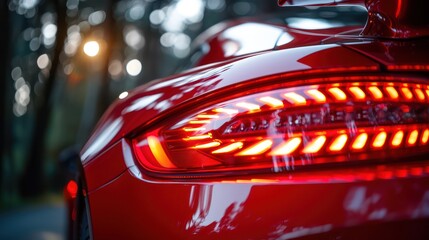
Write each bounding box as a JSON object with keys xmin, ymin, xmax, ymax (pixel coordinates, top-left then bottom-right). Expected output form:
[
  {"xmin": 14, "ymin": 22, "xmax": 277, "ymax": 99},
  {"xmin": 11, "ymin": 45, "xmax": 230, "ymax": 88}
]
[
  {"xmin": 132, "ymin": 78, "xmax": 429, "ymax": 176},
  {"xmin": 66, "ymin": 180, "xmax": 78, "ymax": 198}
]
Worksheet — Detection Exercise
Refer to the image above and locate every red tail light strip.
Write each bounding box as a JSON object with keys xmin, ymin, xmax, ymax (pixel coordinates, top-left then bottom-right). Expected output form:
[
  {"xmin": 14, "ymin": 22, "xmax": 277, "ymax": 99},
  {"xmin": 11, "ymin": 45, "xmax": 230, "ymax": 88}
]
[
  {"xmin": 178, "ymin": 127, "xmax": 429, "ymax": 157},
  {"xmin": 221, "ymin": 165, "xmax": 429, "ymax": 183},
  {"xmin": 133, "ymin": 80, "xmax": 429, "ymax": 174}
]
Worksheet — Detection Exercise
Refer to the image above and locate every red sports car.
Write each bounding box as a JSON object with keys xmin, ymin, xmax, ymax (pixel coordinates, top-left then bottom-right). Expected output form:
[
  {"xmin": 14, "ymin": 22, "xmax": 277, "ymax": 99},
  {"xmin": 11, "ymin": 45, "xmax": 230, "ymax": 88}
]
[{"xmin": 66, "ymin": 0, "xmax": 429, "ymax": 239}]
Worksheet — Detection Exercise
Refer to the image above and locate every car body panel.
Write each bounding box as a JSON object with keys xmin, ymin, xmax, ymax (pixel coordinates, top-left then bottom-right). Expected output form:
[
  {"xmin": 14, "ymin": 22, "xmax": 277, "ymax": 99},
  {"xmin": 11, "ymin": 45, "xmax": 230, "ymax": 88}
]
[
  {"xmin": 87, "ymin": 151, "xmax": 429, "ymax": 239},
  {"xmin": 76, "ymin": 3, "xmax": 429, "ymax": 239},
  {"xmin": 84, "ymin": 140, "xmax": 128, "ymax": 193},
  {"xmin": 343, "ymin": 40, "xmax": 429, "ymax": 70},
  {"xmin": 81, "ymin": 44, "xmax": 380, "ymax": 165}
]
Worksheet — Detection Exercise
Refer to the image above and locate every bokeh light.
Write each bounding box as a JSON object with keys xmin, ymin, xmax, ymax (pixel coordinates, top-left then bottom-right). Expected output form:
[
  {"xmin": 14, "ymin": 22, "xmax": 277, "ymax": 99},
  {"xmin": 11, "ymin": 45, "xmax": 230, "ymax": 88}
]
[
  {"xmin": 108, "ymin": 59, "xmax": 123, "ymax": 78},
  {"xmin": 88, "ymin": 10, "xmax": 106, "ymax": 26},
  {"xmin": 36, "ymin": 54, "xmax": 50, "ymax": 69},
  {"xmin": 83, "ymin": 40, "xmax": 100, "ymax": 57},
  {"xmin": 118, "ymin": 91, "xmax": 129, "ymax": 99},
  {"xmin": 126, "ymin": 59, "xmax": 142, "ymax": 76}
]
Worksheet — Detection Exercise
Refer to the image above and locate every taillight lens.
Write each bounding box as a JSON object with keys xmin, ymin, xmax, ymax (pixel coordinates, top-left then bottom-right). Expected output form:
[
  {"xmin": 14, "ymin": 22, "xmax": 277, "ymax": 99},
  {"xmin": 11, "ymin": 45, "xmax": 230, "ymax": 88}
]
[{"xmin": 133, "ymin": 77, "xmax": 429, "ymax": 176}]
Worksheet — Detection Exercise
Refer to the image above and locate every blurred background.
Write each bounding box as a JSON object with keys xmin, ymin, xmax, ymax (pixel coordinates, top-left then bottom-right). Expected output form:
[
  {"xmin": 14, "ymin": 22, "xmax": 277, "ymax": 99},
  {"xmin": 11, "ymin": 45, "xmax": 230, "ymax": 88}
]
[
  {"xmin": 0, "ymin": 0, "xmax": 367, "ymax": 238},
  {"xmin": 0, "ymin": 0, "xmax": 283, "ymax": 238}
]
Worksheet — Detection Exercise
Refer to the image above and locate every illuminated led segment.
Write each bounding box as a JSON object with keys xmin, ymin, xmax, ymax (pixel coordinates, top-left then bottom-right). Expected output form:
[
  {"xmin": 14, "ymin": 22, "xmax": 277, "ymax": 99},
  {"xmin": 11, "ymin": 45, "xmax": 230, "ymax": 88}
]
[
  {"xmin": 212, "ymin": 142, "xmax": 243, "ymax": 154},
  {"xmin": 422, "ymin": 129, "xmax": 429, "ymax": 144},
  {"xmin": 193, "ymin": 142, "xmax": 221, "ymax": 149},
  {"xmin": 258, "ymin": 96, "xmax": 284, "ymax": 108},
  {"xmin": 184, "ymin": 135, "xmax": 212, "ymax": 141},
  {"xmin": 236, "ymin": 140, "xmax": 273, "ymax": 156},
  {"xmin": 189, "ymin": 120, "xmax": 211, "ymax": 124},
  {"xmin": 183, "ymin": 127, "xmax": 206, "ymax": 132},
  {"xmin": 368, "ymin": 86, "xmax": 383, "ymax": 99},
  {"xmin": 385, "ymin": 87, "xmax": 399, "ymax": 99},
  {"xmin": 140, "ymin": 79, "xmax": 429, "ymax": 175},
  {"xmin": 414, "ymin": 88, "xmax": 425, "ymax": 101},
  {"xmin": 213, "ymin": 108, "xmax": 239, "ymax": 115},
  {"xmin": 352, "ymin": 133, "xmax": 368, "ymax": 150},
  {"xmin": 302, "ymin": 136, "xmax": 326, "ymax": 154},
  {"xmin": 328, "ymin": 88, "xmax": 347, "ymax": 100},
  {"xmin": 401, "ymin": 87, "xmax": 413, "ymax": 99},
  {"xmin": 329, "ymin": 134, "xmax": 348, "ymax": 151},
  {"xmin": 236, "ymin": 102, "xmax": 260, "ymax": 111},
  {"xmin": 147, "ymin": 136, "xmax": 176, "ymax": 168},
  {"xmin": 372, "ymin": 132, "xmax": 387, "ymax": 148},
  {"xmin": 391, "ymin": 131, "xmax": 404, "ymax": 147},
  {"xmin": 283, "ymin": 92, "xmax": 306, "ymax": 105},
  {"xmin": 270, "ymin": 137, "xmax": 301, "ymax": 155},
  {"xmin": 407, "ymin": 130, "xmax": 418, "ymax": 145},
  {"xmin": 197, "ymin": 114, "xmax": 219, "ymax": 119},
  {"xmin": 349, "ymin": 87, "xmax": 365, "ymax": 99},
  {"xmin": 306, "ymin": 89, "xmax": 326, "ymax": 102}
]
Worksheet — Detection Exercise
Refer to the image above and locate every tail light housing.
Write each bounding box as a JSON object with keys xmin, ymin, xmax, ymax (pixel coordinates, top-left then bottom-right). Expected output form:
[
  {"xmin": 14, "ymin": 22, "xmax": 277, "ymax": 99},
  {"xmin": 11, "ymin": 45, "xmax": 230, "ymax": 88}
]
[{"xmin": 132, "ymin": 76, "xmax": 429, "ymax": 177}]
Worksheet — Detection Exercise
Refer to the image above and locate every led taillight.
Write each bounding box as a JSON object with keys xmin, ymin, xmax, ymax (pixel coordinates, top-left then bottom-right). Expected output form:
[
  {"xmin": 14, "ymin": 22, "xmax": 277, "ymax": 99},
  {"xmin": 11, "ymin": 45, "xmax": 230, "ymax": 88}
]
[{"xmin": 133, "ymin": 79, "xmax": 429, "ymax": 175}]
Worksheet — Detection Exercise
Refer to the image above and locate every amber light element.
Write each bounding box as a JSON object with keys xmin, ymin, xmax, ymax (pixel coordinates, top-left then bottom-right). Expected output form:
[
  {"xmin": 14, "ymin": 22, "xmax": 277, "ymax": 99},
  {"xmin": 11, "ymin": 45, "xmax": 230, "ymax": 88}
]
[
  {"xmin": 147, "ymin": 136, "xmax": 176, "ymax": 168},
  {"xmin": 372, "ymin": 132, "xmax": 387, "ymax": 148},
  {"xmin": 132, "ymin": 77, "xmax": 429, "ymax": 176},
  {"xmin": 236, "ymin": 140, "xmax": 273, "ymax": 156},
  {"xmin": 193, "ymin": 142, "xmax": 221, "ymax": 149},
  {"xmin": 407, "ymin": 130, "xmax": 419, "ymax": 145},
  {"xmin": 329, "ymin": 134, "xmax": 348, "ymax": 152},
  {"xmin": 422, "ymin": 130, "xmax": 429, "ymax": 144},
  {"xmin": 306, "ymin": 89, "xmax": 326, "ymax": 102},
  {"xmin": 184, "ymin": 134, "xmax": 212, "ymax": 141},
  {"xmin": 368, "ymin": 86, "xmax": 383, "ymax": 99},
  {"xmin": 386, "ymin": 86, "xmax": 399, "ymax": 99},
  {"xmin": 196, "ymin": 114, "xmax": 219, "ymax": 119},
  {"xmin": 183, "ymin": 127, "xmax": 206, "ymax": 132},
  {"xmin": 391, "ymin": 131, "xmax": 404, "ymax": 147},
  {"xmin": 189, "ymin": 120, "xmax": 211, "ymax": 124},
  {"xmin": 213, "ymin": 108, "xmax": 239, "ymax": 115},
  {"xmin": 236, "ymin": 102, "xmax": 260, "ymax": 111},
  {"xmin": 212, "ymin": 142, "xmax": 243, "ymax": 154},
  {"xmin": 348, "ymin": 87, "xmax": 365, "ymax": 99},
  {"xmin": 328, "ymin": 87, "xmax": 347, "ymax": 100},
  {"xmin": 259, "ymin": 96, "xmax": 284, "ymax": 108},
  {"xmin": 302, "ymin": 136, "xmax": 327, "ymax": 154},
  {"xmin": 283, "ymin": 92, "xmax": 306, "ymax": 105},
  {"xmin": 414, "ymin": 88, "xmax": 425, "ymax": 101},
  {"xmin": 270, "ymin": 138, "xmax": 301, "ymax": 155},
  {"xmin": 401, "ymin": 87, "xmax": 413, "ymax": 99},
  {"xmin": 352, "ymin": 133, "xmax": 368, "ymax": 150}
]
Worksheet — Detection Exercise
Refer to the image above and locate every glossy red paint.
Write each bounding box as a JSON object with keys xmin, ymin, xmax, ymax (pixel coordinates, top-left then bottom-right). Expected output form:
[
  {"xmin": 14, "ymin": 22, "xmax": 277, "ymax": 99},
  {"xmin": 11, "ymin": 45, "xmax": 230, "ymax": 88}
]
[
  {"xmin": 80, "ymin": 45, "xmax": 379, "ymax": 164},
  {"xmin": 344, "ymin": 40, "xmax": 429, "ymax": 69},
  {"xmin": 194, "ymin": 21, "xmax": 284, "ymax": 66},
  {"xmin": 87, "ymin": 141, "xmax": 429, "ymax": 239},
  {"xmin": 131, "ymin": 78, "xmax": 429, "ymax": 177},
  {"xmin": 362, "ymin": 0, "xmax": 429, "ymax": 38},
  {"xmin": 279, "ymin": 0, "xmax": 429, "ymax": 38},
  {"xmin": 75, "ymin": 2, "xmax": 429, "ymax": 239},
  {"xmin": 84, "ymin": 140, "xmax": 128, "ymax": 192}
]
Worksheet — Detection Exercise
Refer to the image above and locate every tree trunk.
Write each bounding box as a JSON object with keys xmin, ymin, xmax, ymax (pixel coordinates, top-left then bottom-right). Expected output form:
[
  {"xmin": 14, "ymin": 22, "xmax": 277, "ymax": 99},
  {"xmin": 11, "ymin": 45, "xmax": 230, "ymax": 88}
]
[
  {"xmin": 96, "ymin": 0, "xmax": 117, "ymax": 119},
  {"xmin": 0, "ymin": 0, "xmax": 10, "ymax": 201},
  {"xmin": 20, "ymin": 0, "xmax": 68, "ymax": 197}
]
